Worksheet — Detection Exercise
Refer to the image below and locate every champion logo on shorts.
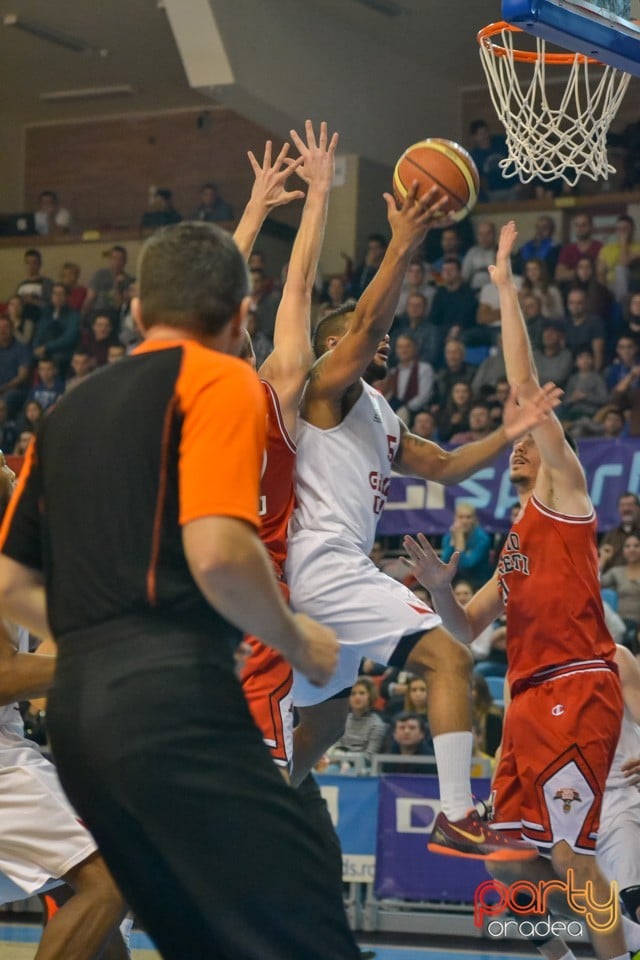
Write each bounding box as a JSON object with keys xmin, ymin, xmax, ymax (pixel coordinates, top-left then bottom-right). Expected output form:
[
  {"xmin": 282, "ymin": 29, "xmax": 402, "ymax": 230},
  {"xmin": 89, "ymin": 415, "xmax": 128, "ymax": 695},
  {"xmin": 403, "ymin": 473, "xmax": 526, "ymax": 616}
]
[{"xmin": 551, "ymin": 704, "xmax": 565, "ymax": 716}]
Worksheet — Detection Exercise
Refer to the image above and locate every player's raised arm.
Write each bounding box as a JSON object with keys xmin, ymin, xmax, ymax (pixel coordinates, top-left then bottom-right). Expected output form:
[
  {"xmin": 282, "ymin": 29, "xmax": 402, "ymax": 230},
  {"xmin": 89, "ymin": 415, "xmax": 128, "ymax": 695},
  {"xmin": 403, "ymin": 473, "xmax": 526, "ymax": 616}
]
[
  {"xmin": 492, "ymin": 221, "xmax": 589, "ymax": 506},
  {"xmin": 304, "ymin": 184, "xmax": 448, "ymax": 406},
  {"xmin": 259, "ymin": 121, "xmax": 338, "ymax": 431}
]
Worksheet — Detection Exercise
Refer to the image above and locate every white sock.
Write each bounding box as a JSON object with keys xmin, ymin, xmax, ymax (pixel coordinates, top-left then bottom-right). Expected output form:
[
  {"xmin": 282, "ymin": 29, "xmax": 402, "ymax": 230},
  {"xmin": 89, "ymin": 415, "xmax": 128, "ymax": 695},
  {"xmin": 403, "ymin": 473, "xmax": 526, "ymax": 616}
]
[
  {"xmin": 432, "ymin": 731, "xmax": 474, "ymax": 821},
  {"xmin": 623, "ymin": 914, "xmax": 640, "ymax": 952}
]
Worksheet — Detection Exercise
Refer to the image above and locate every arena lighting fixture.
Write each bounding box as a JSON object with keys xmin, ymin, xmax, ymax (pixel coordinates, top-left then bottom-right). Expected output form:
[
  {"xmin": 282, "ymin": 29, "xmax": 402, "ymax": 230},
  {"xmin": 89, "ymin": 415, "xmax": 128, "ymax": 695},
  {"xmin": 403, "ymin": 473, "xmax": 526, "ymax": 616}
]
[
  {"xmin": 3, "ymin": 14, "xmax": 108, "ymax": 56},
  {"xmin": 40, "ymin": 86, "xmax": 135, "ymax": 103}
]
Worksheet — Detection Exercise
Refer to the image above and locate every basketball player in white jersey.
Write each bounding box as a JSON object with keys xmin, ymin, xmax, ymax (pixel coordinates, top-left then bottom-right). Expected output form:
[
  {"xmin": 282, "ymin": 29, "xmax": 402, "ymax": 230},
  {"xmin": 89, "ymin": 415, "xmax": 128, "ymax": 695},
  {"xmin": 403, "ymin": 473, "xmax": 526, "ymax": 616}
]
[
  {"xmin": 286, "ymin": 183, "xmax": 559, "ymax": 860},
  {"xmin": 0, "ymin": 456, "xmax": 128, "ymax": 960}
]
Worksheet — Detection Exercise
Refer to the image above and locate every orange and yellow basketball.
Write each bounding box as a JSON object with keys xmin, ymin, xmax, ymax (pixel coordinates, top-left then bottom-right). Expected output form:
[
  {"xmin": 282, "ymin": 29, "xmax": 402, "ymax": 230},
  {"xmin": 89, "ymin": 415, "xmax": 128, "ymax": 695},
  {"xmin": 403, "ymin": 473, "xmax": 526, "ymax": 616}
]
[{"xmin": 393, "ymin": 138, "xmax": 480, "ymax": 222}]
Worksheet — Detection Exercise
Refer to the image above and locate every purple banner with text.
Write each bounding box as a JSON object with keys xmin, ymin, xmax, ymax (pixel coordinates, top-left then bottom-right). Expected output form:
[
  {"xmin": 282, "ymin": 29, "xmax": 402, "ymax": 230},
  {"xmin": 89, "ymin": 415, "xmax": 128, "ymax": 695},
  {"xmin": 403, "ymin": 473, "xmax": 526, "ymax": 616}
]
[
  {"xmin": 375, "ymin": 775, "xmax": 491, "ymax": 901},
  {"xmin": 377, "ymin": 438, "xmax": 640, "ymax": 536}
]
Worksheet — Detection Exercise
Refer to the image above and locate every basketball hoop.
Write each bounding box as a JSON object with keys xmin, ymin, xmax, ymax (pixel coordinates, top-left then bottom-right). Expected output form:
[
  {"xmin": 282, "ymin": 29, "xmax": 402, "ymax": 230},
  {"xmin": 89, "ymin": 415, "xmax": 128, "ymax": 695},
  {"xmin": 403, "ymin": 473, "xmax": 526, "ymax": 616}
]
[{"xmin": 477, "ymin": 21, "xmax": 631, "ymax": 185}]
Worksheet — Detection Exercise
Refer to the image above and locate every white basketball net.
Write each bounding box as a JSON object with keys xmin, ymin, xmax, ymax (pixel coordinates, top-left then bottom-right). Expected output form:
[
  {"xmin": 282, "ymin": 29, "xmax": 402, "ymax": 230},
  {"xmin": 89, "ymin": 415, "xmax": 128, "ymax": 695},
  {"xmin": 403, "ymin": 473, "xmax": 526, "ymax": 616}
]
[{"xmin": 478, "ymin": 26, "xmax": 631, "ymax": 185}]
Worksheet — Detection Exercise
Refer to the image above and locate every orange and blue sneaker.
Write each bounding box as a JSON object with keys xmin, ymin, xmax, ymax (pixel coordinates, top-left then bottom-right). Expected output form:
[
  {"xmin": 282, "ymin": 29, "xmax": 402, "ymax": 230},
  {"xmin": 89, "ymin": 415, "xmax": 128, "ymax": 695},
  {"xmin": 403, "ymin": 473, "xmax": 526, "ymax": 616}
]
[{"xmin": 428, "ymin": 810, "xmax": 538, "ymax": 861}]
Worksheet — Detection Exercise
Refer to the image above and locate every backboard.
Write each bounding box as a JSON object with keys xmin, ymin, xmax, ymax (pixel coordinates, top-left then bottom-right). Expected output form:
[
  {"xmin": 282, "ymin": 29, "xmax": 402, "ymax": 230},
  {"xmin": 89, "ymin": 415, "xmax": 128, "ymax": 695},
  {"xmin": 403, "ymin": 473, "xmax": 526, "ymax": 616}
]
[{"xmin": 503, "ymin": 0, "xmax": 640, "ymax": 74}]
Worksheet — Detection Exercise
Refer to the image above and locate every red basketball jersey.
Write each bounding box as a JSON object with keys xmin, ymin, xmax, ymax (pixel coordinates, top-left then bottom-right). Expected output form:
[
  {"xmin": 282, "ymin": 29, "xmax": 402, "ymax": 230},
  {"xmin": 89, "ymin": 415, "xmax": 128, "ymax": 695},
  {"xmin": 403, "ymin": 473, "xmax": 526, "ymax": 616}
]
[
  {"xmin": 497, "ymin": 493, "xmax": 616, "ymax": 687},
  {"xmin": 259, "ymin": 380, "xmax": 296, "ymax": 578}
]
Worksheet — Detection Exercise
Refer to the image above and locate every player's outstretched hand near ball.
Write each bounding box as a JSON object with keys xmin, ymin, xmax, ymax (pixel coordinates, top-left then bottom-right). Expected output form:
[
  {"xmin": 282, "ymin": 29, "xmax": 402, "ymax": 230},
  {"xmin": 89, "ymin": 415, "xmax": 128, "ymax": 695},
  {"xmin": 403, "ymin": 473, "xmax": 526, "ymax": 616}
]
[
  {"xmin": 403, "ymin": 532, "xmax": 459, "ymax": 592},
  {"xmin": 502, "ymin": 381, "xmax": 563, "ymax": 442},
  {"xmin": 383, "ymin": 182, "xmax": 453, "ymax": 256},
  {"xmin": 289, "ymin": 613, "xmax": 339, "ymax": 687}
]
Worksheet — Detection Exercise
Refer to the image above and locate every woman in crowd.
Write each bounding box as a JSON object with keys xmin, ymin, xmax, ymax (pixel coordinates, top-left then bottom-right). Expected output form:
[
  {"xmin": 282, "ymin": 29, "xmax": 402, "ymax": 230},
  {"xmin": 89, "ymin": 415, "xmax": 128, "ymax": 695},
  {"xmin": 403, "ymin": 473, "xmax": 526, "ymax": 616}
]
[
  {"xmin": 440, "ymin": 502, "xmax": 493, "ymax": 589},
  {"xmin": 471, "ymin": 672, "xmax": 503, "ymax": 758},
  {"xmin": 330, "ymin": 676, "xmax": 387, "ymax": 769},
  {"xmin": 520, "ymin": 258, "xmax": 564, "ymax": 319},
  {"xmin": 601, "ymin": 533, "xmax": 640, "ymax": 633}
]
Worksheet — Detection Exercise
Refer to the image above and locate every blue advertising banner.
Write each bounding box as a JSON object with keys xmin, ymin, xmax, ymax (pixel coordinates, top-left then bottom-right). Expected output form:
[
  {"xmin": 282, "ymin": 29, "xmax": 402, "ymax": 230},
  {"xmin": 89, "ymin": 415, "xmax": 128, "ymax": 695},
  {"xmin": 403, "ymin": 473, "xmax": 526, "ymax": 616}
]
[
  {"xmin": 377, "ymin": 437, "xmax": 640, "ymax": 536},
  {"xmin": 375, "ymin": 776, "xmax": 491, "ymax": 901},
  {"xmin": 315, "ymin": 774, "xmax": 379, "ymax": 883}
]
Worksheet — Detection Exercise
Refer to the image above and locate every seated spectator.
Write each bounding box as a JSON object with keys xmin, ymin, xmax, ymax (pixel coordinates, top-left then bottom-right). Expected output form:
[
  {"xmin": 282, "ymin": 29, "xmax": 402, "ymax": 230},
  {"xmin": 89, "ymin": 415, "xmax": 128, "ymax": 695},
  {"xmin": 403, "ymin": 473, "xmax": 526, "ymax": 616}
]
[
  {"xmin": 16, "ymin": 399, "xmax": 44, "ymax": 434},
  {"xmin": 471, "ymin": 335, "xmax": 507, "ymax": 398},
  {"xmin": 436, "ymin": 380, "xmax": 473, "ymax": 442},
  {"xmin": 472, "ymin": 672, "xmax": 503, "ymax": 757},
  {"xmin": 560, "ymin": 349, "xmax": 608, "ymax": 421},
  {"xmin": 81, "ymin": 313, "xmax": 119, "ymax": 368},
  {"xmin": 605, "ymin": 334, "xmax": 640, "ymax": 395},
  {"xmin": 0, "ymin": 398, "xmax": 17, "ymax": 455},
  {"xmin": 515, "ymin": 215, "xmax": 560, "ymax": 277},
  {"xmin": 380, "ymin": 712, "xmax": 434, "ymax": 773},
  {"xmin": 599, "ymin": 492, "xmax": 640, "ymax": 573},
  {"xmin": 477, "ymin": 274, "xmax": 522, "ymax": 343},
  {"xmin": 141, "ymin": 189, "xmax": 182, "ymax": 229},
  {"xmin": 430, "ymin": 226, "xmax": 462, "ymax": 279},
  {"xmin": 441, "ymin": 502, "xmax": 493, "ymax": 588},
  {"xmin": 25, "ymin": 359, "xmax": 64, "ymax": 412},
  {"xmin": 427, "ymin": 258, "xmax": 477, "ymax": 350},
  {"xmin": 562, "ymin": 287, "xmax": 606, "ymax": 370},
  {"xmin": 15, "ymin": 248, "xmax": 53, "ymax": 323},
  {"xmin": 249, "ymin": 268, "xmax": 280, "ymax": 340},
  {"xmin": 350, "ymin": 233, "xmax": 388, "ymax": 298},
  {"xmin": 59, "ymin": 262, "xmax": 87, "ymax": 313},
  {"xmin": 390, "ymin": 292, "xmax": 440, "ymax": 365},
  {"xmin": 600, "ymin": 533, "xmax": 640, "ymax": 630},
  {"xmin": 319, "ymin": 274, "xmax": 347, "ymax": 316},
  {"xmin": 0, "ymin": 316, "xmax": 30, "ymax": 417},
  {"xmin": 6, "ymin": 296, "xmax": 35, "ymax": 348},
  {"xmin": 33, "ymin": 282, "xmax": 81, "ymax": 375},
  {"xmin": 621, "ymin": 291, "xmax": 640, "ymax": 342},
  {"xmin": 411, "ymin": 409, "xmax": 439, "ymax": 441},
  {"xmin": 555, "ymin": 212, "xmax": 602, "ymax": 286},
  {"xmin": 533, "ymin": 321, "xmax": 574, "ymax": 389},
  {"xmin": 82, "ymin": 245, "xmax": 134, "ymax": 318},
  {"xmin": 449, "ymin": 400, "xmax": 495, "ymax": 445},
  {"xmin": 520, "ymin": 258, "xmax": 564, "ymax": 320},
  {"xmin": 520, "ymin": 292, "xmax": 546, "ymax": 351},
  {"xmin": 487, "ymin": 377, "xmax": 511, "ymax": 428},
  {"xmin": 330, "ymin": 677, "xmax": 387, "ymax": 769},
  {"xmin": 570, "ymin": 404, "xmax": 628, "ymax": 440},
  {"xmin": 191, "ymin": 182, "xmax": 233, "ymax": 222},
  {"xmin": 452, "ymin": 580, "xmax": 506, "ymax": 671},
  {"xmin": 572, "ymin": 255, "xmax": 615, "ymax": 324},
  {"xmin": 383, "ymin": 335, "xmax": 434, "ymax": 424},
  {"xmin": 598, "ymin": 214, "xmax": 640, "ymax": 291},
  {"xmin": 461, "ymin": 220, "xmax": 497, "ymax": 294},
  {"xmin": 65, "ymin": 349, "xmax": 93, "ymax": 393},
  {"xmin": 33, "ymin": 189, "xmax": 71, "ymax": 236},
  {"xmin": 396, "ymin": 260, "xmax": 435, "ymax": 316},
  {"xmin": 107, "ymin": 344, "xmax": 126, "ymax": 363},
  {"xmin": 246, "ymin": 310, "xmax": 273, "ymax": 370},
  {"xmin": 13, "ymin": 429, "xmax": 34, "ymax": 455},
  {"xmin": 118, "ymin": 279, "xmax": 142, "ymax": 351},
  {"xmin": 431, "ymin": 338, "xmax": 477, "ymax": 409},
  {"xmin": 468, "ymin": 119, "xmax": 516, "ymax": 202}
]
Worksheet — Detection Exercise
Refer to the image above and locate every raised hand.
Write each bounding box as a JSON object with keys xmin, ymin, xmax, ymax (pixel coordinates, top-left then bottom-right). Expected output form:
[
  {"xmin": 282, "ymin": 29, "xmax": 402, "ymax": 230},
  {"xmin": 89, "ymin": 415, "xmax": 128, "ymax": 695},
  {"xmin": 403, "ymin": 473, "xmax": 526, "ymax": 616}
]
[
  {"xmin": 245, "ymin": 140, "xmax": 306, "ymax": 212},
  {"xmin": 501, "ymin": 382, "xmax": 564, "ymax": 441},
  {"xmin": 383, "ymin": 182, "xmax": 453, "ymax": 255},
  {"xmin": 403, "ymin": 532, "xmax": 459, "ymax": 591},
  {"xmin": 488, "ymin": 220, "xmax": 518, "ymax": 288},
  {"xmin": 287, "ymin": 120, "xmax": 339, "ymax": 191}
]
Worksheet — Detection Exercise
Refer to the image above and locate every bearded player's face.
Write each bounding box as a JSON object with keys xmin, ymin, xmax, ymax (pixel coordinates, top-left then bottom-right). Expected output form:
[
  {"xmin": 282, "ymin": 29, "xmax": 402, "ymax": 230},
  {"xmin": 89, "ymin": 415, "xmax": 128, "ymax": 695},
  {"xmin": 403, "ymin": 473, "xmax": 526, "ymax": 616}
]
[{"xmin": 509, "ymin": 433, "xmax": 541, "ymax": 485}]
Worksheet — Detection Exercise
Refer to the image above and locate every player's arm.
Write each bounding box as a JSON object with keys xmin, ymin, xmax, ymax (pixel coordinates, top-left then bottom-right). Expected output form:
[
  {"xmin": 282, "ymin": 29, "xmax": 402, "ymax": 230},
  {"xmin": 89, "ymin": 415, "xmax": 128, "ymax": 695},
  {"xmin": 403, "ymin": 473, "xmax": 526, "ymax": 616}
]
[
  {"xmin": 403, "ymin": 532, "xmax": 503, "ymax": 644},
  {"xmin": 305, "ymin": 184, "xmax": 449, "ymax": 404},
  {"xmin": 616, "ymin": 643, "xmax": 640, "ymax": 725},
  {"xmin": 0, "ymin": 622, "xmax": 55, "ymax": 705},
  {"xmin": 0, "ymin": 556, "xmax": 50, "ymax": 640},
  {"xmin": 259, "ymin": 121, "xmax": 337, "ymax": 431},
  {"xmin": 232, "ymin": 140, "xmax": 305, "ymax": 261},
  {"xmin": 394, "ymin": 382, "xmax": 561, "ymax": 483},
  {"xmin": 491, "ymin": 221, "xmax": 589, "ymax": 509}
]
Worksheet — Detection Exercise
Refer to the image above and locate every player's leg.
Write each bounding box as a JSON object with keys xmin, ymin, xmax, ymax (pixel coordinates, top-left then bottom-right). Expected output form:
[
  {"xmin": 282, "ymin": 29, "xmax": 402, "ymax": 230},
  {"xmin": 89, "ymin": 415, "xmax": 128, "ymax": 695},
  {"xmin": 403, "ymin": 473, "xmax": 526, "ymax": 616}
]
[
  {"xmin": 34, "ymin": 852, "xmax": 126, "ymax": 960},
  {"xmin": 291, "ymin": 695, "xmax": 350, "ymax": 787}
]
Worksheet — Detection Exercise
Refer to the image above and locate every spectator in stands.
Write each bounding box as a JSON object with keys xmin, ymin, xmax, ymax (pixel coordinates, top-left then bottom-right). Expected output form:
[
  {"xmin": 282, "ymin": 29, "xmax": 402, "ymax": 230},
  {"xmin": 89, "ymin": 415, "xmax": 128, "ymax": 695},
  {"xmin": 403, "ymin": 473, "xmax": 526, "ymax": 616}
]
[
  {"xmin": 390, "ymin": 292, "xmax": 440, "ymax": 364},
  {"xmin": 191, "ymin": 182, "xmax": 233, "ymax": 222},
  {"xmin": 430, "ymin": 226, "xmax": 462, "ymax": 278},
  {"xmin": 562, "ymin": 287, "xmax": 606, "ymax": 370},
  {"xmin": 5, "ymin": 296, "xmax": 35, "ymax": 349},
  {"xmin": 403, "ymin": 677, "xmax": 429, "ymax": 721},
  {"xmin": 107, "ymin": 344, "xmax": 126, "ymax": 363},
  {"xmin": 600, "ymin": 493, "xmax": 640, "ymax": 573},
  {"xmin": 515, "ymin": 215, "xmax": 560, "ymax": 277},
  {"xmin": 59, "ymin": 262, "xmax": 87, "ymax": 313},
  {"xmin": 245, "ymin": 309, "xmax": 272, "ymax": 370},
  {"xmin": 33, "ymin": 282, "xmax": 81, "ymax": 375},
  {"xmin": 350, "ymin": 233, "xmax": 388, "ymax": 298},
  {"xmin": 520, "ymin": 258, "xmax": 564, "ymax": 319},
  {"xmin": 487, "ymin": 377, "xmax": 511, "ymax": 428},
  {"xmin": 429, "ymin": 258, "xmax": 477, "ymax": 350},
  {"xmin": 518, "ymin": 292, "xmax": 546, "ymax": 352},
  {"xmin": 601, "ymin": 533, "xmax": 640, "ymax": 631},
  {"xmin": 533, "ymin": 321, "xmax": 574, "ymax": 389},
  {"xmin": 381, "ymin": 713, "xmax": 434, "ymax": 772},
  {"xmin": 570, "ymin": 404, "xmax": 628, "ymax": 440},
  {"xmin": 13, "ymin": 429, "xmax": 33, "ymax": 455},
  {"xmin": 15, "ymin": 248, "xmax": 53, "ymax": 323},
  {"xmin": 330, "ymin": 677, "xmax": 387, "ymax": 768},
  {"xmin": 598, "ymin": 214, "xmax": 640, "ymax": 291},
  {"xmin": 471, "ymin": 335, "xmax": 507, "ymax": 398},
  {"xmin": 16, "ymin": 399, "xmax": 44, "ymax": 434},
  {"xmin": 82, "ymin": 245, "xmax": 134, "ymax": 318},
  {"xmin": 621, "ymin": 291, "xmax": 640, "ymax": 341},
  {"xmin": 411, "ymin": 410, "xmax": 439, "ymax": 441},
  {"xmin": 477, "ymin": 273, "xmax": 522, "ymax": 343},
  {"xmin": 65, "ymin": 349, "xmax": 93, "ymax": 393},
  {"xmin": 0, "ymin": 399, "xmax": 17, "ymax": 456},
  {"xmin": 555, "ymin": 212, "xmax": 602, "ymax": 285},
  {"xmin": 472, "ymin": 673, "xmax": 503, "ymax": 757},
  {"xmin": 25, "ymin": 359, "xmax": 64, "ymax": 412},
  {"xmin": 449, "ymin": 401, "xmax": 495, "ymax": 446},
  {"xmin": 560, "ymin": 348, "xmax": 608, "ymax": 421},
  {"xmin": 440, "ymin": 501, "xmax": 493, "ymax": 589},
  {"xmin": 249, "ymin": 268, "xmax": 280, "ymax": 340},
  {"xmin": 33, "ymin": 190, "xmax": 71, "ymax": 236},
  {"xmin": 573, "ymin": 255, "xmax": 615, "ymax": 322},
  {"xmin": 605, "ymin": 334, "xmax": 640, "ymax": 394},
  {"xmin": 319, "ymin": 274, "xmax": 347, "ymax": 316},
  {"xmin": 432, "ymin": 339, "xmax": 477, "ymax": 409},
  {"xmin": 396, "ymin": 260, "xmax": 434, "ymax": 316},
  {"xmin": 0, "ymin": 316, "xmax": 30, "ymax": 418},
  {"xmin": 462, "ymin": 220, "xmax": 497, "ymax": 294},
  {"xmin": 452, "ymin": 580, "xmax": 506, "ymax": 673},
  {"xmin": 118, "ymin": 279, "xmax": 141, "ymax": 351},
  {"xmin": 141, "ymin": 189, "xmax": 182, "ymax": 229},
  {"xmin": 382, "ymin": 335, "xmax": 434, "ymax": 424},
  {"xmin": 468, "ymin": 119, "xmax": 515, "ymax": 202},
  {"xmin": 436, "ymin": 380, "xmax": 473, "ymax": 443},
  {"xmin": 81, "ymin": 312, "xmax": 119, "ymax": 368}
]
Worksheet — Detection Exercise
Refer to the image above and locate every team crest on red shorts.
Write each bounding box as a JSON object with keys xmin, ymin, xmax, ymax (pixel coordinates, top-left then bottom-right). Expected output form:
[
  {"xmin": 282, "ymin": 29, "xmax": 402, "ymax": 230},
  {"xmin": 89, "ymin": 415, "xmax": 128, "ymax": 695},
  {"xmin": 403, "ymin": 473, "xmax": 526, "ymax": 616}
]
[{"xmin": 554, "ymin": 787, "xmax": 581, "ymax": 813}]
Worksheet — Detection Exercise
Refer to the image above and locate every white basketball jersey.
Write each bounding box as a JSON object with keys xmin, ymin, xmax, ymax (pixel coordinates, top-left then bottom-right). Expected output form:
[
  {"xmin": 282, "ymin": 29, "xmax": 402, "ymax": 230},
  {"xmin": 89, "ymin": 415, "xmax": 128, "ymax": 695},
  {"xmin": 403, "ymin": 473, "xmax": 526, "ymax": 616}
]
[
  {"xmin": 0, "ymin": 622, "xmax": 28, "ymax": 726},
  {"xmin": 605, "ymin": 705, "xmax": 640, "ymax": 792},
  {"xmin": 289, "ymin": 381, "xmax": 402, "ymax": 555}
]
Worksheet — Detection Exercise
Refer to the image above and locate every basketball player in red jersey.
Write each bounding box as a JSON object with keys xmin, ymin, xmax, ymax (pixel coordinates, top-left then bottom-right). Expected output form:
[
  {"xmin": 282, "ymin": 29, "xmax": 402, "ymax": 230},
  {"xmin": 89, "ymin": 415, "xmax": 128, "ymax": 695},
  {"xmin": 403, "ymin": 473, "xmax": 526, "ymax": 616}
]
[
  {"xmin": 404, "ymin": 221, "xmax": 626, "ymax": 960},
  {"xmin": 232, "ymin": 120, "xmax": 337, "ymax": 772}
]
